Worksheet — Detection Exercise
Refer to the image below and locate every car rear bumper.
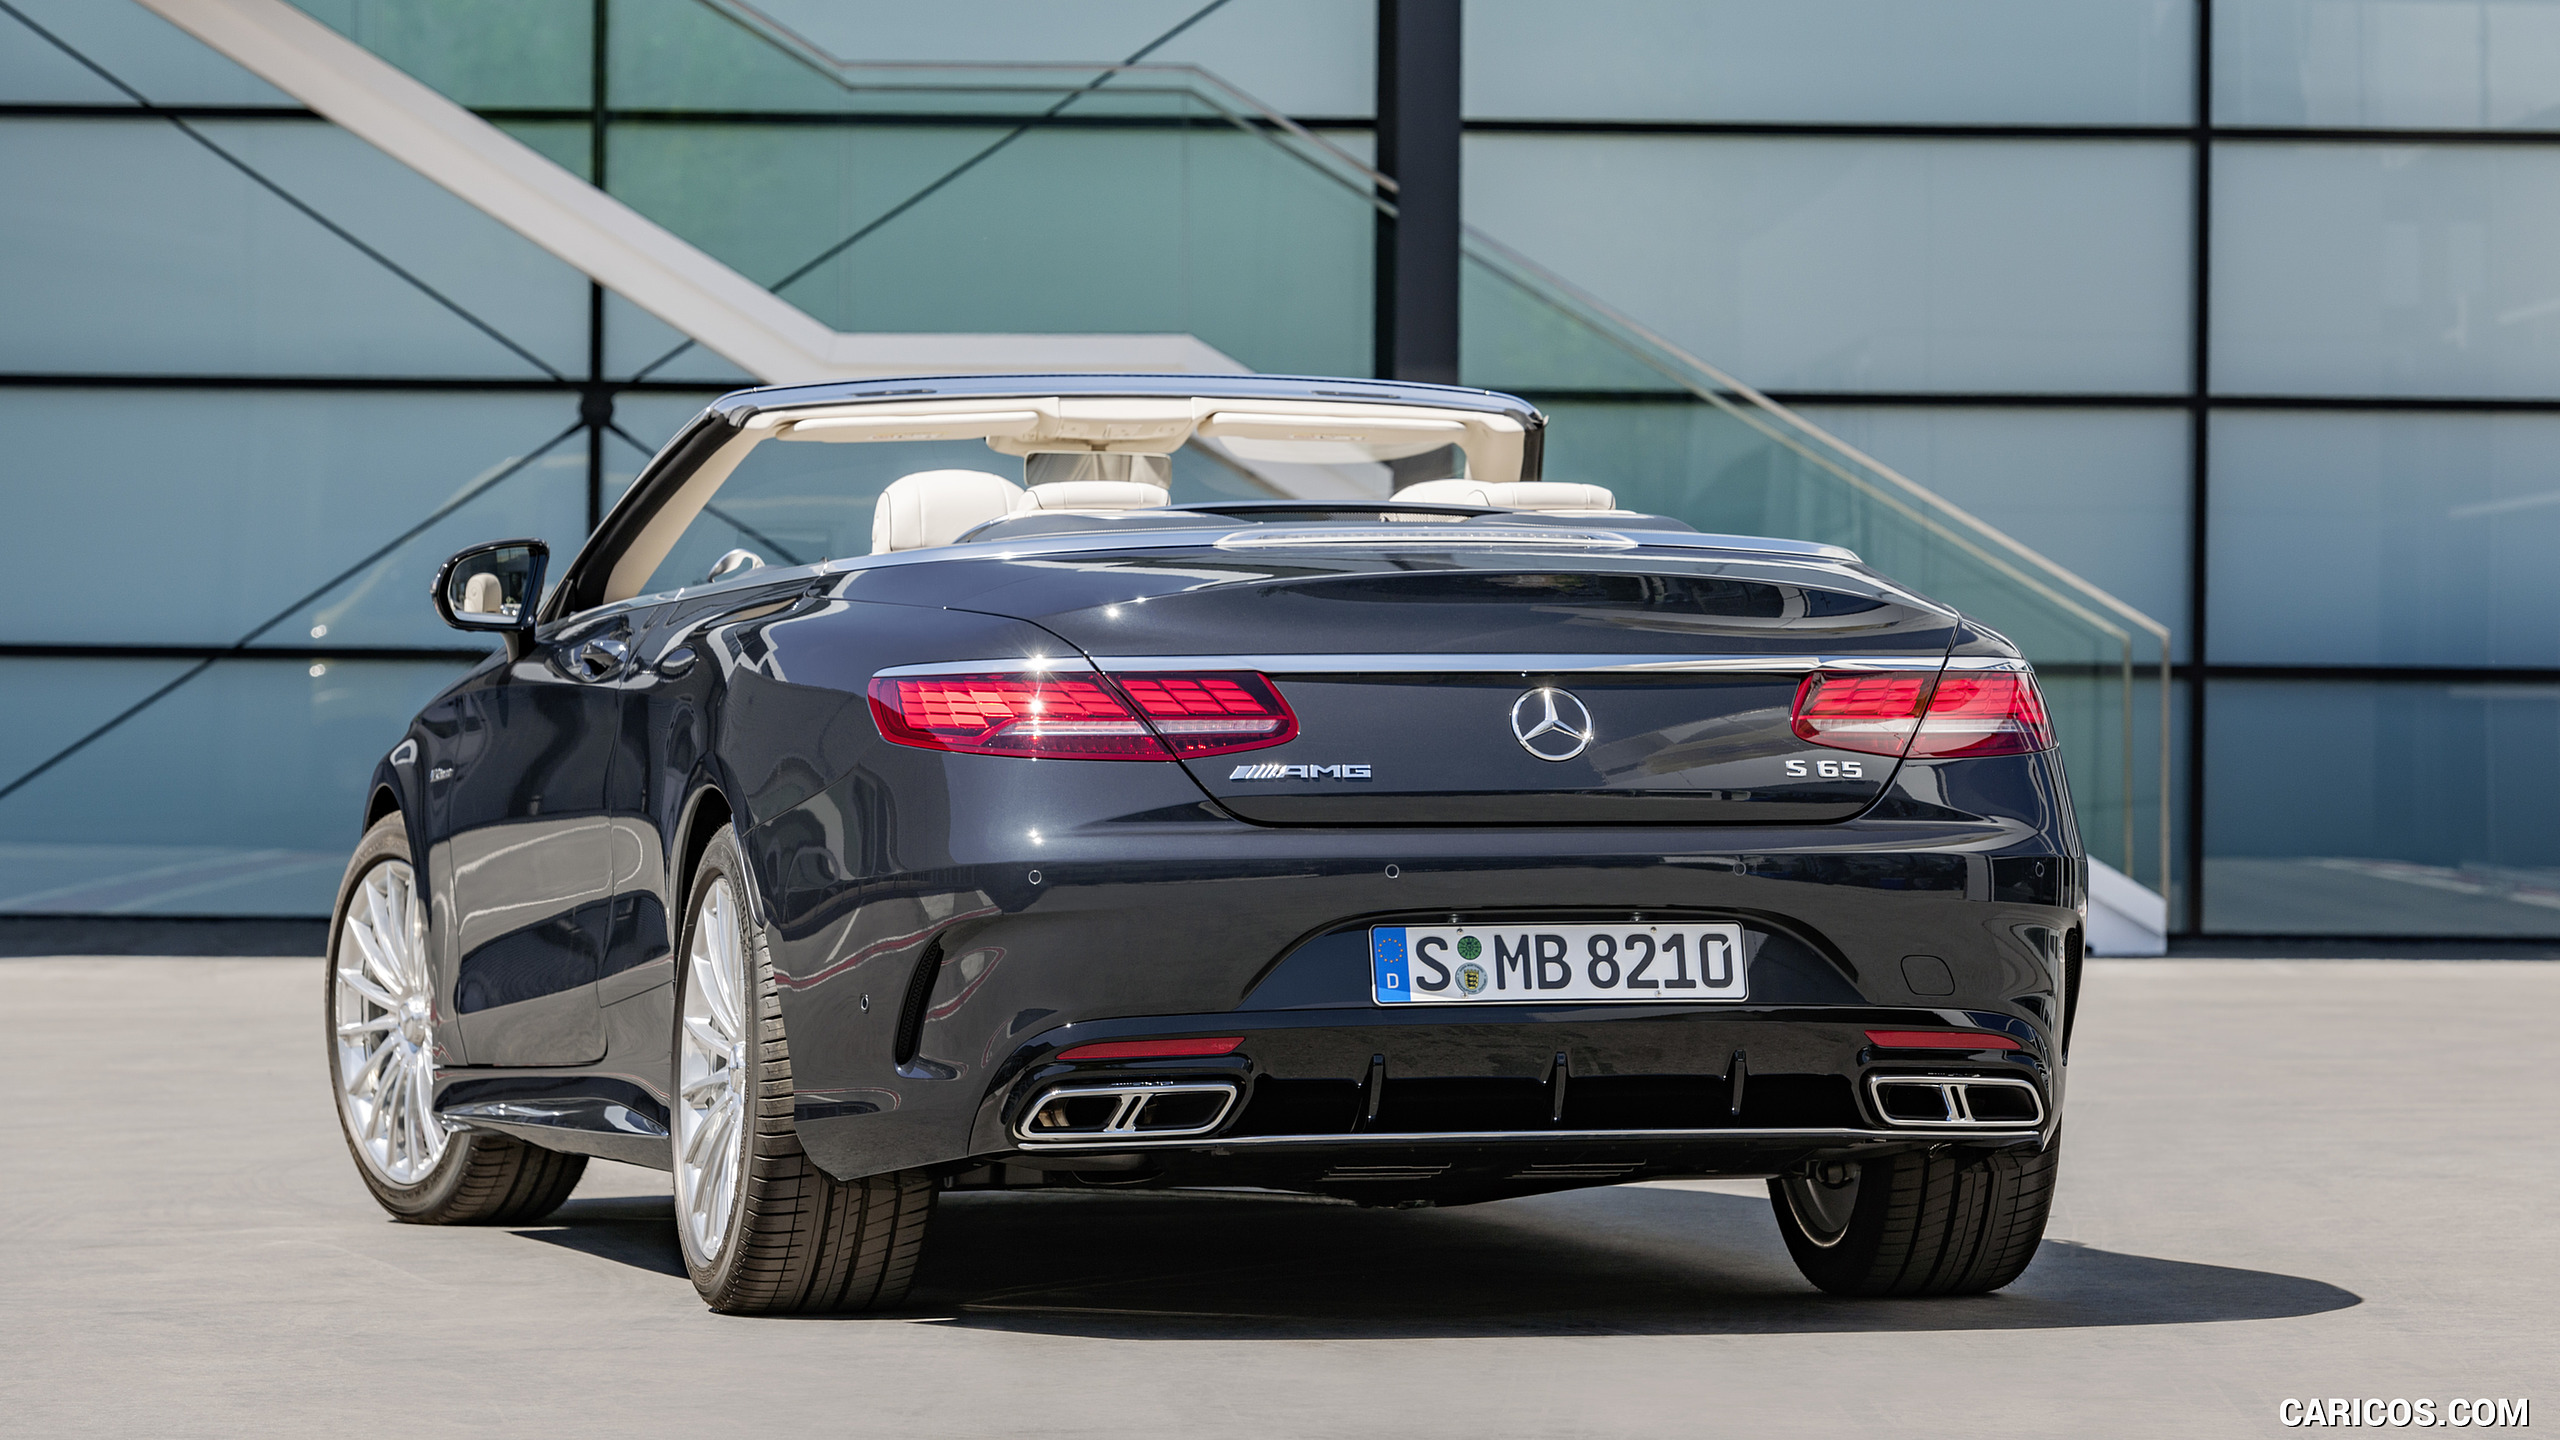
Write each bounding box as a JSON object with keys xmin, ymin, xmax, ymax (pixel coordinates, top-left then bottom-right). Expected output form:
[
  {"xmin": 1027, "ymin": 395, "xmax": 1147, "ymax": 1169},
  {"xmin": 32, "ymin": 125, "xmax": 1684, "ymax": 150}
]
[{"xmin": 792, "ymin": 1001, "xmax": 2062, "ymax": 1196}]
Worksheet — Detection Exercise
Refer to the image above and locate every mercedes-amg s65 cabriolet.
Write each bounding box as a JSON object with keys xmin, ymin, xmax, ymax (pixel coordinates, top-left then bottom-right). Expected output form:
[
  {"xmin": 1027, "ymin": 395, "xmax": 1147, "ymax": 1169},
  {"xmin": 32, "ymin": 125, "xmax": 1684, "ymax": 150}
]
[{"xmin": 328, "ymin": 374, "xmax": 2078, "ymax": 1313}]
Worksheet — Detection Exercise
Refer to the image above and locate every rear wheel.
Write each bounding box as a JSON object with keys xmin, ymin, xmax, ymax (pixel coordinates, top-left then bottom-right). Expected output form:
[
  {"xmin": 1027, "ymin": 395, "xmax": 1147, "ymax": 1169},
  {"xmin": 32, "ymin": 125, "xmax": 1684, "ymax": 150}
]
[
  {"xmin": 1769, "ymin": 1140, "xmax": 2059, "ymax": 1296},
  {"xmin": 673, "ymin": 826, "xmax": 934, "ymax": 1314},
  {"xmin": 326, "ymin": 814, "xmax": 587, "ymax": 1224}
]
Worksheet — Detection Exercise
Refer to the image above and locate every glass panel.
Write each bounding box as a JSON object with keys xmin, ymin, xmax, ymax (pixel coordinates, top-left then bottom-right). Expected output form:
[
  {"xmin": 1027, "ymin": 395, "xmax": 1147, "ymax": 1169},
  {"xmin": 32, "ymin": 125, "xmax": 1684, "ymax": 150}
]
[
  {"xmin": 0, "ymin": 657, "xmax": 470, "ymax": 916},
  {"xmin": 496, "ymin": 119, "xmax": 595, "ymax": 183},
  {"xmin": 0, "ymin": 0, "xmax": 295, "ymax": 105},
  {"xmin": 2216, "ymin": 0, "xmax": 2560, "ymax": 130},
  {"xmin": 2205, "ymin": 678, "xmax": 2560, "ymax": 935},
  {"xmin": 0, "ymin": 118, "xmax": 588, "ymax": 377},
  {"xmin": 1466, "ymin": 0, "xmax": 2196, "ymax": 125},
  {"xmin": 1464, "ymin": 134, "xmax": 2193, "ymax": 394},
  {"xmin": 1464, "ymin": 237, "xmax": 2175, "ymax": 894},
  {"xmin": 1790, "ymin": 407, "xmax": 2192, "ymax": 658},
  {"xmin": 2213, "ymin": 143, "xmax": 2560, "ymax": 398},
  {"xmin": 2208, "ymin": 409, "xmax": 2560, "ymax": 667},
  {"xmin": 0, "ymin": 390, "xmax": 587, "ymax": 648},
  {"xmin": 609, "ymin": 0, "xmax": 1369, "ymax": 117},
  {"xmin": 605, "ymin": 114, "xmax": 1372, "ymax": 377},
  {"xmin": 287, "ymin": 0, "xmax": 593, "ymax": 109},
  {"xmin": 602, "ymin": 292, "xmax": 756, "ymax": 387}
]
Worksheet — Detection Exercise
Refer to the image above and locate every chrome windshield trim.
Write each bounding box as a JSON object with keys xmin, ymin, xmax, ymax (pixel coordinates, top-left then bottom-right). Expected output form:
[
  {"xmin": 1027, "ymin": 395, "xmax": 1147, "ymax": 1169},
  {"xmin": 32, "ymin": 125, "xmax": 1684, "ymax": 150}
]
[
  {"xmin": 811, "ymin": 524, "xmax": 1866, "ymax": 571},
  {"xmin": 1216, "ymin": 526, "xmax": 1639, "ymax": 550}
]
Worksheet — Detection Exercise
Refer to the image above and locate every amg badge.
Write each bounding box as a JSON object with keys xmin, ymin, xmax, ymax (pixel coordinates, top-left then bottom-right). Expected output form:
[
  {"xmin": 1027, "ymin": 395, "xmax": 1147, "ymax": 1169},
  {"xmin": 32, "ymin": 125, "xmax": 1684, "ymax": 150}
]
[{"xmin": 1228, "ymin": 762, "xmax": 1373, "ymax": 781}]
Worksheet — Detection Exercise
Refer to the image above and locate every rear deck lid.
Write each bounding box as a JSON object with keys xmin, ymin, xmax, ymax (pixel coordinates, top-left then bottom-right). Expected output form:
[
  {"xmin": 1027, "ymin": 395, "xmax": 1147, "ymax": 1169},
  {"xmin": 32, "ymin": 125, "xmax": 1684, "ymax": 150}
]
[{"xmin": 1046, "ymin": 564, "xmax": 1959, "ymax": 825}]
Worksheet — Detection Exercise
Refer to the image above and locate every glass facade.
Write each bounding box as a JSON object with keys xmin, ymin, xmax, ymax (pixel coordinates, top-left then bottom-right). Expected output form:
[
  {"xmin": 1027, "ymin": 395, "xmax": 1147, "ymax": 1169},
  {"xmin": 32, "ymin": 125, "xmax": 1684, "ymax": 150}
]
[{"xmin": 1, "ymin": 0, "xmax": 2547, "ymax": 936}]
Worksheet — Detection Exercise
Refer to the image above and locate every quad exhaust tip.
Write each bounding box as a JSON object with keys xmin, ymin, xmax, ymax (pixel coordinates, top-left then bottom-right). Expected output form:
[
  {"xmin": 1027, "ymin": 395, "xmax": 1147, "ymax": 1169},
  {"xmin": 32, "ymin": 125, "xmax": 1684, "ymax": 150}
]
[
  {"xmin": 1016, "ymin": 1081, "xmax": 1239, "ymax": 1145},
  {"xmin": 1868, "ymin": 1074, "xmax": 2045, "ymax": 1127}
]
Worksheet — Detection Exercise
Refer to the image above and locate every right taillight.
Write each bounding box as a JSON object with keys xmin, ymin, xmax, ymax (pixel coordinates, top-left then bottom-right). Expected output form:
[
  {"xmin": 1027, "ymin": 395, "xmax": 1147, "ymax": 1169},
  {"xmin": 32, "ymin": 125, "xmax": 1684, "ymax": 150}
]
[{"xmin": 1792, "ymin": 668, "xmax": 2053, "ymax": 760}]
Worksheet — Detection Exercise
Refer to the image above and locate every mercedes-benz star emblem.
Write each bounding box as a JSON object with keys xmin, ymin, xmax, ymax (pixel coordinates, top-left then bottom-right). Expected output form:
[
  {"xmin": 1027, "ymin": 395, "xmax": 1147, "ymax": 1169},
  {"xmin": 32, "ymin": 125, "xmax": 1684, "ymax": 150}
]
[{"xmin": 1509, "ymin": 687, "xmax": 1594, "ymax": 762}]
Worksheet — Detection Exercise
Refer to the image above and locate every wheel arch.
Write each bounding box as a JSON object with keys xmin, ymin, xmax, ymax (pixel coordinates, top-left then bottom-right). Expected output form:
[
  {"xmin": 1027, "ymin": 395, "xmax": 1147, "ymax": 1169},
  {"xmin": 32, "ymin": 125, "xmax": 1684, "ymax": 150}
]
[{"xmin": 672, "ymin": 784, "xmax": 736, "ymax": 922}]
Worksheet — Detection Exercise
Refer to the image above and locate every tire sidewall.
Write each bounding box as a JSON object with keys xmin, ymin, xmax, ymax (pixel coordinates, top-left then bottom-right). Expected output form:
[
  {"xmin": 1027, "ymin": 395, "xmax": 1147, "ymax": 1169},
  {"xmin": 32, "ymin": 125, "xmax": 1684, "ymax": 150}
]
[
  {"xmin": 1769, "ymin": 1157, "xmax": 1899, "ymax": 1289},
  {"xmin": 673, "ymin": 826, "xmax": 759, "ymax": 1295},
  {"xmin": 325, "ymin": 813, "xmax": 483, "ymax": 1218}
]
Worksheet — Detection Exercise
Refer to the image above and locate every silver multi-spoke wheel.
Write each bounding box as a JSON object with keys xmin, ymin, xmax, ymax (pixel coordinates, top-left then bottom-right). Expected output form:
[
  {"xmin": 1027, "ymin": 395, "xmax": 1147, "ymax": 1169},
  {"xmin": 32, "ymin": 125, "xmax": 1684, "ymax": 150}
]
[
  {"xmin": 668, "ymin": 825, "xmax": 933, "ymax": 1312},
  {"xmin": 332, "ymin": 859, "xmax": 446, "ymax": 1185},
  {"xmin": 675, "ymin": 876, "xmax": 750, "ymax": 1264}
]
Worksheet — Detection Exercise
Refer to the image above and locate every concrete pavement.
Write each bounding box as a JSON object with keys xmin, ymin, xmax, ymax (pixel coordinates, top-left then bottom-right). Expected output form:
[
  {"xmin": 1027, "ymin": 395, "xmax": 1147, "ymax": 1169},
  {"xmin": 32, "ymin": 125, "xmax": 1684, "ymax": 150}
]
[{"xmin": 1, "ymin": 957, "xmax": 2550, "ymax": 1438}]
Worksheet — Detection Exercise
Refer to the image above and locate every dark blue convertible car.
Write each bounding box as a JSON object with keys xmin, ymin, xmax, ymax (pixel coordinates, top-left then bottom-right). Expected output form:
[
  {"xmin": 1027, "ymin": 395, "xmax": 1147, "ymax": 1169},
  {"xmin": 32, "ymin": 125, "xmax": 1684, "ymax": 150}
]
[{"xmin": 326, "ymin": 374, "xmax": 2078, "ymax": 1313}]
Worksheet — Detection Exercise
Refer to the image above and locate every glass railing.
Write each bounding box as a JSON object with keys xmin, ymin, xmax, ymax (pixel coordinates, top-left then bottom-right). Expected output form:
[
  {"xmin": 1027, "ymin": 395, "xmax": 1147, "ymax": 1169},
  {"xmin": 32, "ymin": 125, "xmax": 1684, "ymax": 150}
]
[{"xmin": 1460, "ymin": 237, "xmax": 2173, "ymax": 893}]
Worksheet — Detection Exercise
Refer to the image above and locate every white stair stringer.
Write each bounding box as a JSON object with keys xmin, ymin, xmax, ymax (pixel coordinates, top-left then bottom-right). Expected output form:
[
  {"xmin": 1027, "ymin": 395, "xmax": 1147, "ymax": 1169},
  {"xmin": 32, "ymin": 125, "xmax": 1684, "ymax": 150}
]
[
  {"xmin": 130, "ymin": 0, "xmax": 1254, "ymax": 387},
  {"xmin": 2087, "ymin": 858, "xmax": 2169, "ymax": 957}
]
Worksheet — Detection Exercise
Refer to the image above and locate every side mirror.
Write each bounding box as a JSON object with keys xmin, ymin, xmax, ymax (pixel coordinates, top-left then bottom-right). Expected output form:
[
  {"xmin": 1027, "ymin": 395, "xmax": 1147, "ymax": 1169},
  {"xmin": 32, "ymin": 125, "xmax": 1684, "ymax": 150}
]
[{"xmin": 432, "ymin": 540, "xmax": 548, "ymax": 660}]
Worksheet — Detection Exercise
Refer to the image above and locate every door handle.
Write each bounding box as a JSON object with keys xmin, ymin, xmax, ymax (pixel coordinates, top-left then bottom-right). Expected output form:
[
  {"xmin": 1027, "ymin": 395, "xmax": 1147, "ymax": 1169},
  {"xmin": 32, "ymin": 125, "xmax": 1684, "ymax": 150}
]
[{"xmin": 570, "ymin": 634, "xmax": 629, "ymax": 681}]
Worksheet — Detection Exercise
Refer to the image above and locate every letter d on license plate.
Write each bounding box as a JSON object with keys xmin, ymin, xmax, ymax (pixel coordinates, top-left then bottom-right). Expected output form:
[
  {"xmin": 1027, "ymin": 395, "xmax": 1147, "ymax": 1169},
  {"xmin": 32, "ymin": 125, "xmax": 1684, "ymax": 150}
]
[{"xmin": 1370, "ymin": 923, "xmax": 1747, "ymax": 1005}]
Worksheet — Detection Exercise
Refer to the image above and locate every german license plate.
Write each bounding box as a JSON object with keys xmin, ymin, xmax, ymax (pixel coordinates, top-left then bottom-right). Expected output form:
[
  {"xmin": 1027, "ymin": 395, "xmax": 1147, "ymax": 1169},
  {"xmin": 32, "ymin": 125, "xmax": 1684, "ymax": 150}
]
[{"xmin": 1370, "ymin": 923, "xmax": 1746, "ymax": 1005}]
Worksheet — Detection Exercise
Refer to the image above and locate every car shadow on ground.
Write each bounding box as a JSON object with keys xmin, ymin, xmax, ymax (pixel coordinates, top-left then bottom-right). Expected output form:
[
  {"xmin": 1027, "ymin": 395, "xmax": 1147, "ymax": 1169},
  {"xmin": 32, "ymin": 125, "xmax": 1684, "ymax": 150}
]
[{"xmin": 514, "ymin": 1185, "xmax": 2359, "ymax": 1337}]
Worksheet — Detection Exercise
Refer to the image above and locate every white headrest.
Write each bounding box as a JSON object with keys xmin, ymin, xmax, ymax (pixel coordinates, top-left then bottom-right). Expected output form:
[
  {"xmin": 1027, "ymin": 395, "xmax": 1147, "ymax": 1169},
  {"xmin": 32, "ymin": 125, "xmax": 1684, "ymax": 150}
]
[
  {"xmin": 871, "ymin": 469, "xmax": 1025, "ymax": 553},
  {"xmin": 1012, "ymin": 481, "xmax": 1172, "ymax": 513},
  {"xmin": 1395, "ymin": 480, "xmax": 1620, "ymax": 512}
]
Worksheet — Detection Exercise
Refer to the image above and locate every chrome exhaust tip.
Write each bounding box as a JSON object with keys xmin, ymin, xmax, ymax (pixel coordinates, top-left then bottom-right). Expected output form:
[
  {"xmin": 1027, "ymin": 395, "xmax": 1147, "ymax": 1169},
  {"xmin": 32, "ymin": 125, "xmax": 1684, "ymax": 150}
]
[
  {"xmin": 1015, "ymin": 1080, "xmax": 1240, "ymax": 1145},
  {"xmin": 1868, "ymin": 1075, "xmax": 2045, "ymax": 1128}
]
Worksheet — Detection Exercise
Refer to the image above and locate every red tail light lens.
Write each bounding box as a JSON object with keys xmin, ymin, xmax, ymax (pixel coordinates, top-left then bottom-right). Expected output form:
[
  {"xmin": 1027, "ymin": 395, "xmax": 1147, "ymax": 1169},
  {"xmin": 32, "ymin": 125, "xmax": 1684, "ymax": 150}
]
[
  {"xmin": 1790, "ymin": 673, "xmax": 1932, "ymax": 756},
  {"xmin": 1906, "ymin": 671, "xmax": 2053, "ymax": 758},
  {"xmin": 1112, "ymin": 672, "xmax": 1298, "ymax": 756},
  {"xmin": 1792, "ymin": 668, "xmax": 2054, "ymax": 760},
  {"xmin": 870, "ymin": 671, "xmax": 1168, "ymax": 758},
  {"xmin": 868, "ymin": 669, "xmax": 1296, "ymax": 760}
]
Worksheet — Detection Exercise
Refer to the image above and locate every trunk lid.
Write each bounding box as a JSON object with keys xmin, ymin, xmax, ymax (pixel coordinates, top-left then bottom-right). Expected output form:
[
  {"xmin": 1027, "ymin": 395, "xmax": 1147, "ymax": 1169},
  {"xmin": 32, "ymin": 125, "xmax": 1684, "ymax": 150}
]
[{"xmin": 1036, "ymin": 563, "xmax": 1958, "ymax": 825}]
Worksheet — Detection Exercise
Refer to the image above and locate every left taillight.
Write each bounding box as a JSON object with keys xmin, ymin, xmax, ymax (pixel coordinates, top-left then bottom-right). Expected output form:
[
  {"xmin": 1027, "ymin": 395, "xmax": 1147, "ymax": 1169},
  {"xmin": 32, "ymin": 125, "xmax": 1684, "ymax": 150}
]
[{"xmin": 867, "ymin": 669, "xmax": 1296, "ymax": 760}]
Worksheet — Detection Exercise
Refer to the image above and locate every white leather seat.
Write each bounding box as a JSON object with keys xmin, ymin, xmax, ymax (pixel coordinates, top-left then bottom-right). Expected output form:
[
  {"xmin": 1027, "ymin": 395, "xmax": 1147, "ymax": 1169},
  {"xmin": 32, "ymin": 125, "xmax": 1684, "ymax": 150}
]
[
  {"xmin": 460, "ymin": 572, "xmax": 506, "ymax": 614},
  {"xmin": 871, "ymin": 470, "xmax": 1025, "ymax": 553},
  {"xmin": 1012, "ymin": 480, "xmax": 1172, "ymax": 513},
  {"xmin": 1394, "ymin": 480, "xmax": 1620, "ymax": 512}
]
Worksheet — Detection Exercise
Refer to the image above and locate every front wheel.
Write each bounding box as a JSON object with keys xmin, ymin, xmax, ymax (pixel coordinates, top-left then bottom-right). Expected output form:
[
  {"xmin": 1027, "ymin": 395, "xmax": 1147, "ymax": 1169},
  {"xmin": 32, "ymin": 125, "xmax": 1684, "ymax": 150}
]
[
  {"xmin": 1768, "ymin": 1139, "xmax": 2060, "ymax": 1297},
  {"xmin": 672, "ymin": 825, "xmax": 934, "ymax": 1314},
  {"xmin": 326, "ymin": 813, "xmax": 587, "ymax": 1224}
]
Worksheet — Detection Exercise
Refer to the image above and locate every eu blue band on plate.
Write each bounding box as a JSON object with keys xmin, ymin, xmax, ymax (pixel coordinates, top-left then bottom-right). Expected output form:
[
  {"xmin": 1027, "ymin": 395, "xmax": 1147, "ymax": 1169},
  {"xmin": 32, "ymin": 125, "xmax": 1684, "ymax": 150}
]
[{"xmin": 1370, "ymin": 927, "xmax": 1411, "ymax": 1002}]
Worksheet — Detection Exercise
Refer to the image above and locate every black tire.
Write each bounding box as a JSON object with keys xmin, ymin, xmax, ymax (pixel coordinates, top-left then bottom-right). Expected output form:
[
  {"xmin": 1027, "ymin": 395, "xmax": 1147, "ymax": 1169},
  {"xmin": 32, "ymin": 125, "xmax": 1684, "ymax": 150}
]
[
  {"xmin": 673, "ymin": 826, "xmax": 934, "ymax": 1315},
  {"xmin": 1769, "ymin": 1139, "xmax": 2060, "ymax": 1297},
  {"xmin": 326, "ymin": 813, "xmax": 588, "ymax": 1225}
]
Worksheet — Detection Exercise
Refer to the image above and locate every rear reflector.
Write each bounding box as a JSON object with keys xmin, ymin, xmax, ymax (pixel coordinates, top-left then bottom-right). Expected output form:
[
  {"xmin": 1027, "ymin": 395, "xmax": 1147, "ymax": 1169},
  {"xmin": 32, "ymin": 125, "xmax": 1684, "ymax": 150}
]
[
  {"xmin": 868, "ymin": 670, "xmax": 1294, "ymax": 760},
  {"xmin": 1055, "ymin": 1036, "xmax": 1245, "ymax": 1061},
  {"xmin": 1791, "ymin": 669, "xmax": 2053, "ymax": 760},
  {"xmin": 1864, "ymin": 1029, "xmax": 2023, "ymax": 1052}
]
